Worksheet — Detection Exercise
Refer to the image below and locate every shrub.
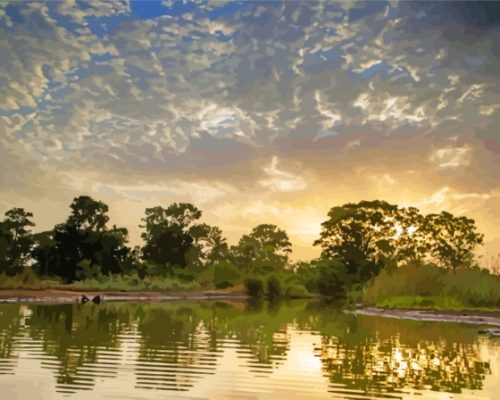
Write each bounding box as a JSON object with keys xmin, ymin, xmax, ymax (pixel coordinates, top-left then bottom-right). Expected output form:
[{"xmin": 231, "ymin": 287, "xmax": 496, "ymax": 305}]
[
  {"xmin": 213, "ymin": 261, "xmax": 240, "ymax": 289},
  {"xmin": 266, "ymin": 274, "xmax": 283, "ymax": 300},
  {"xmin": 285, "ymin": 283, "xmax": 313, "ymax": 299},
  {"xmin": 363, "ymin": 262, "xmax": 500, "ymax": 309},
  {"xmin": 244, "ymin": 277, "xmax": 265, "ymax": 298},
  {"xmin": 315, "ymin": 259, "xmax": 350, "ymax": 299}
]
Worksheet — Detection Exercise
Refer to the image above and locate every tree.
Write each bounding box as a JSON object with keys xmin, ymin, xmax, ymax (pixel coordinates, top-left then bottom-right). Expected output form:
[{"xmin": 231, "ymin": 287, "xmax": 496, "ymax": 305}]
[
  {"xmin": 186, "ymin": 224, "xmax": 229, "ymax": 269},
  {"xmin": 0, "ymin": 208, "xmax": 35, "ymax": 275},
  {"xmin": 424, "ymin": 211, "xmax": 484, "ymax": 272},
  {"xmin": 67, "ymin": 196, "xmax": 109, "ymax": 232},
  {"xmin": 140, "ymin": 203, "xmax": 202, "ymax": 272},
  {"xmin": 315, "ymin": 200, "xmax": 485, "ymax": 278},
  {"xmin": 231, "ymin": 224, "xmax": 292, "ymax": 272},
  {"xmin": 33, "ymin": 196, "xmax": 131, "ymax": 282},
  {"xmin": 314, "ymin": 201, "xmax": 401, "ymax": 279},
  {"xmin": 315, "ymin": 258, "xmax": 350, "ymax": 299}
]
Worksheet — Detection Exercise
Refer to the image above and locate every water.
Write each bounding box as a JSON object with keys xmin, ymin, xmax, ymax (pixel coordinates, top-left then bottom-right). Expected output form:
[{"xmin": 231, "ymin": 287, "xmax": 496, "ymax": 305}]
[{"xmin": 0, "ymin": 300, "xmax": 499, "ymax": 400}]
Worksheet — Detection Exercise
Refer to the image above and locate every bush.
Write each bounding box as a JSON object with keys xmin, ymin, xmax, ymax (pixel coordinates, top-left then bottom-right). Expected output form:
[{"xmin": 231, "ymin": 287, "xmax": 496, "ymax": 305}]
[
  {"xmin": 266, "ymin": 274, "xmax": 283, "ymax": 300},
  {"xmin": 213, "ymin": 261, "xmax": 240, "ymax": 289},
  {"xmin": 244, "ymin": 277, "xmax": 265, "ymax": 298},
  {"xmin": 285, "ymin": 283, "xmax": 313, "ymax": 299},
  {"xmin": 315, "ymin": 259, "xmax": 350, "ymax": 299},
  {"xmin": 363, "ymin": 262, "xmax": 500, "ymax": 309}
]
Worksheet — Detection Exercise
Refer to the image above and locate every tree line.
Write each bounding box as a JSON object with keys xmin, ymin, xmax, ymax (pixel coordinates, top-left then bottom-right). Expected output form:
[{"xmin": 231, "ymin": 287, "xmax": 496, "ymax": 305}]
[{"xmin": 0, "ymin": 196, "xmax": 485, "ymax": 295}]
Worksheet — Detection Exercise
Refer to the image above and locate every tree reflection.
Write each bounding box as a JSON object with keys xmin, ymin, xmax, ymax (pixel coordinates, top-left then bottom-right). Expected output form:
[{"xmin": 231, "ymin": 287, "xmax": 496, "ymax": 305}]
[
  {"xmin": 26, "ymin": 303, "xmax": 129, "ymax": 391},
  {"xmin": 133, "ymin": 303, "xmax": 219, "ymax": 391},
  {"xmin": 315, "ymin": 314, "xmax": 492, "ymax": 396},
  {"xmin": 0, "ymin": 301, "xmax": 494, "ymax": 398},
  {"xmin": 0, "ymin": 304, "xmax": 21, "ymax": 375}
]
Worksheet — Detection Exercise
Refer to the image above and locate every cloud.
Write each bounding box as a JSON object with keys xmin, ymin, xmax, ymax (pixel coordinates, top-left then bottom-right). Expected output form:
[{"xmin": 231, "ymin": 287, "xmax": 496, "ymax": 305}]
[
  {"xmin": 1, "ymin": 1, "xmax": 500, "ymax": 258},
  {"xmin": 259, "ymin": 156, "xmax": 308, "ymax": 192},
  {"xmin": 430, "ymin": 145, "xmax": 472, "ymax": 169}
]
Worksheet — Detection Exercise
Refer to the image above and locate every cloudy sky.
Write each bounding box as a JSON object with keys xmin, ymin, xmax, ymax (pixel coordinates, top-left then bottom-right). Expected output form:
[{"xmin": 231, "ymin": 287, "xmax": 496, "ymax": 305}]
[{"xmin": 1, "ymin": 0, "xmax": 500, "ymax": 261}]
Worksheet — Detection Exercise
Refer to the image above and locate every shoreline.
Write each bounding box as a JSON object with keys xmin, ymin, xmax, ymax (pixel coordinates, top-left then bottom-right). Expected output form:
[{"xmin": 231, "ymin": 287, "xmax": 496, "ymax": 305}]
[
  {"xmin": 0, "ymin": 288, "xmax": 248, "ymax": 303},
  {"xmin": 351, "ymin": 307, "xmax": 500, "ymax": 327}
]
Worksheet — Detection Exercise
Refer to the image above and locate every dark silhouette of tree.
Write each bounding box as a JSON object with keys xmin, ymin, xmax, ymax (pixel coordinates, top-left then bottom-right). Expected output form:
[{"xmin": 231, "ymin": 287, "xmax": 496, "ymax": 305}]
[
  {"xmin": 424, "ymin": 211, "xmax": 484, "ymax": 272},
  {"xmin": 315, "ymin": 201, "xmax": 485, "ymax": 280},
  {"xmin": 314, "ymin": 201, "xmax": 399, "ymax": 279},
  {"xmin": 186, "ymin": 223, "xmax": 229, "ymax": 269},
  {"xmin": 140, "ymin": 203, "xmax": 202, "ymax": 272},
  {"xmin": 0, "ymin": 208, "xmax": 35, "ymax": 275},
  {"xmin": 32, "ymin": 196, "xmax": 132, "ymax": 282},
  {"xmin": 231, "ymin": 224, "xmax": 292, "ymax": 272}
]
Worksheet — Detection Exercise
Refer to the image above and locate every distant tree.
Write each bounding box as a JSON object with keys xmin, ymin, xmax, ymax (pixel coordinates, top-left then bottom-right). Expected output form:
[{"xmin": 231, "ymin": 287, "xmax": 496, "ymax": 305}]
[
  {"xmin": 314, "ymin": 201, "xmax": 400, "ymax": 279},
  {"xmin": 0, "ymin": 208, "xmax": 35, "ymax": 275},
  {"xmin": 315, "ymin": 258, "xmax": 351, "ymax": 299},
  {"xmin": 231, "ymin": 224, "xmax": 292, "ymax": 272},
  {"xmin": 423, "ymin": 211, "xmax": 484, "ymax": 272},
  {"xmin": 31, "ymin": 231, "xmax": 56, "ymax": 277},
  {"xmin": 66, "ymin": 196, "xmax": 109, "ymax": 232},
  {"xmin": 187, "ymin": 224, "xmax": 229, "ymax": 269},
  {"xmin": 33, "ymin": 196, "xmax": 131, "ymax": 282},
  {"xmin": 96, "ymin": 226, "xmax": 132, "ymax": 275},
  {"xmin": 315, "ymin": 200, "xmax": 485, "ymax": 278},
  {"xmin": 140, "ymin": 203, "xmax": 202, "ymax": 272}
]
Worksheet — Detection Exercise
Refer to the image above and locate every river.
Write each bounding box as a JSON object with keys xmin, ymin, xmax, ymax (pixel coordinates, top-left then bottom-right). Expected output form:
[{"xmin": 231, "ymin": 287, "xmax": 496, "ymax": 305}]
[{"xmin": 0, "ymin": 300, "xmax": 498, "ymax": 399}]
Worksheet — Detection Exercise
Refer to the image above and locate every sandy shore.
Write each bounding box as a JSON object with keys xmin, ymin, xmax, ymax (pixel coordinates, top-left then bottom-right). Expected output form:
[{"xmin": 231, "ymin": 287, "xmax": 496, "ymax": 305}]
[
  {"xmin": 0, "ymin": 288, "xmax": 247, "ymax": 303},
  {"xmin": 351, "ymin": 307, "xmax": 500, "ymax": 327}
]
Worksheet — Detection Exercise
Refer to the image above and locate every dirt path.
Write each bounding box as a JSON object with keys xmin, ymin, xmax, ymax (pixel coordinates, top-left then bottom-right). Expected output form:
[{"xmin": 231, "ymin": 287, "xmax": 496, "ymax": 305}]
[
  {"xmin": 0, "ymin": 287, "xmax": 247, "ymax": 303},
  {"xmin": 351, "ymin": 307, "xmax": 500, "ymax": 327}
]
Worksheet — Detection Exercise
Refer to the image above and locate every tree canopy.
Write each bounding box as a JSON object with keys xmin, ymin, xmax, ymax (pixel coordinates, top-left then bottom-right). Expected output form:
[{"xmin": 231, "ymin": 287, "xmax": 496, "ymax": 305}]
[{"xmin": 314, "ymin": 200, "xmax": 484, "ymax": 279}]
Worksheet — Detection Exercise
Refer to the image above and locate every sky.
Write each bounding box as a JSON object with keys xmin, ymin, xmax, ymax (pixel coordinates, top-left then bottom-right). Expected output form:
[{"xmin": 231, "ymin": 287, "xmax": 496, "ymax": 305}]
[{"xmin": 1, "ymin": 0, "xmax": 500, "ymax": 262}]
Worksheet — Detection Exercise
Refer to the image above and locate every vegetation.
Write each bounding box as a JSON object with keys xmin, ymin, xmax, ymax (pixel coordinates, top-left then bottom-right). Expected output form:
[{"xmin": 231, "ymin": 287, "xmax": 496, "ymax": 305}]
[
  {"xmin": 0, "ymin": 196, "xmax": 496, "ymax": 309},
  {"xmin": 363, "ymin": 262, "xmax": 500, "ymax": 310}
]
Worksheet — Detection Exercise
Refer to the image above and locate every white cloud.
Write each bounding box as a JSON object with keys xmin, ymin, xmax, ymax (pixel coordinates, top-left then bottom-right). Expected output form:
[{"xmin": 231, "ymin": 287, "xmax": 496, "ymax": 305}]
[
  {"xmin": 259, "ymin": 156, "xmax": 308, "ymax": 192},
  {"xmin": 430, "ymin": 146, "xmax": 472, "ymax": 169}
]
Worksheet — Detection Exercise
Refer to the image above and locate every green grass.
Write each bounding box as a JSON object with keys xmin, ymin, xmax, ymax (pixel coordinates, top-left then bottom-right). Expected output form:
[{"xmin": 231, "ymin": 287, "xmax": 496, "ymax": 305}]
[
  {"xmin": 63, "ymin": 274, "xmax": 202, "ymax": 292},
  {"xmin": 363, "ymin": 263, "xmax": 500, "ymax": 311},
  {"xmin": 0, "ymin": 271, "xmax": 202, "ymax": 292}
]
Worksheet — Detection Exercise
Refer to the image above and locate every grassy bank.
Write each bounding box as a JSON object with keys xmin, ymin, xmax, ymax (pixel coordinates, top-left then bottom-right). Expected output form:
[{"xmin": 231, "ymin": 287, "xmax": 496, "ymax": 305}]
[
  {"xmin": 0, "ymin": 270, "xmax": 201, "ymax": 292},
  {"xmin": 363, "ymin": 263, "xmax": 500, "ymax": 311},
  {"xmin": 0, "ymin": 268, "xmax": 313, "ymax": 299}
]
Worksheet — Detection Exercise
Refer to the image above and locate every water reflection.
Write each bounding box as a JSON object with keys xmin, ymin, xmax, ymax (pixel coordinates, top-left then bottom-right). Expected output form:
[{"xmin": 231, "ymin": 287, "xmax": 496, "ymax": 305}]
[{"xmin": 0, "ymin": 300, "xmax": 497, "ymax": 399}]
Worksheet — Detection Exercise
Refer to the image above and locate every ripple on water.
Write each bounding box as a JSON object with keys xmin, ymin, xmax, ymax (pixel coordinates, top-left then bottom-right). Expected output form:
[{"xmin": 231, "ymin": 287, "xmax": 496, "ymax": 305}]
[{"xmin": 0, "ymin": 302, "xmax": 498, "ymax": 400}]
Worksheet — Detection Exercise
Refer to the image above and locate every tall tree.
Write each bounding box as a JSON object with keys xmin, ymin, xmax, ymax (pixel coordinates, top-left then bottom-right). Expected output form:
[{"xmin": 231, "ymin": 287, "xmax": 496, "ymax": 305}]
[
  {"xmin": 0, "ymin": 208, "xmax": 35, "ymax": 275},
  {"xmin": 314, "ymin": 201, "xmax": 401, "ymax": 278},
  {"xmin": 424, "ymin": 211, "xmax": 484, "ymax": 272},
  {"xmin": 140, "ymin": 203, "xmax": 202, "ymax": 272},
  {"xmin": 231, "ymin": 224, "xmax": 292, "ymax": 272},
  {"xmin": 33, "ymin": 196, "xmax": 131, "ymax": 282},
  {"xmin": 315, "ymin": 201, "xmax": 485, "ymax": 279}
]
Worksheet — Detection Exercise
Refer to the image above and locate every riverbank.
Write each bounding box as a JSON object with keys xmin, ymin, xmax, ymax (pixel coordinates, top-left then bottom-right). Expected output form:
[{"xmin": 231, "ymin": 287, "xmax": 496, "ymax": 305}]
[
  {"xmin": 0, "ymin": 287, "xmax": 247, "ymax": 303},
  {"xmin": 352, "ymin": 307, "xmax": 500, "ymax": 327}
]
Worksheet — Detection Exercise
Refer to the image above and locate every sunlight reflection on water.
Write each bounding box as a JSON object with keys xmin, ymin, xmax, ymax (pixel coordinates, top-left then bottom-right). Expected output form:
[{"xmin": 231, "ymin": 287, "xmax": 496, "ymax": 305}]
[{"xmin": 0, "ymin": 301, "xmax": 498, "ymax": 400}]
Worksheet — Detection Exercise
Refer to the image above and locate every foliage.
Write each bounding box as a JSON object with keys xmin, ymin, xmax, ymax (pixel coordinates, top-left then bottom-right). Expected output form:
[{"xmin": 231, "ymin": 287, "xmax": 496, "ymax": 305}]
[
  {"xmin": 423, "ymin": 211, "xmax": 484, "ymax": 272},
  {"xmin": 0, "ymin": 270, "xmax": 61, "ymax": 290},
  {"xmin": 213, "ymin": 261, "xmax": 240, "ymax": 289},
  {"xmin": 363, "ymin": 262, "xmax": 500, "ymax": 309},
  {"xmin": 314, "ymin": 200, "xmax": 484, "ymax": 279},
  {"xmin": 140, "ymin": 203, "xmax": 228, "ymax": 273},
  {"xmin": 0, "ymin": 197, "xmax": 491, "ymax": 307},
  {"xmin": 315, "ymin": 259, "xmax": 351, "ymax": 299},
  {"xmin": 244, "ymin": 277, "xmax": 265, "ymax": 297},
  {"xmin": 266, "ymin": 274, "xmax": 283, "ymax": 300},
  {"xmin": 0, "ymin": 208, "xmax": 36, "ymax": 275},
  {"xmin": 32, "ymin": 196, "xmax": 133, "ymax": 283},
  {"xmin": 285, "ymin": 283, "xmax": 313, "ymax": 299},
  {"xmin": 231, "ymin": 224, "xmax": 292, "ymax": 273}
]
